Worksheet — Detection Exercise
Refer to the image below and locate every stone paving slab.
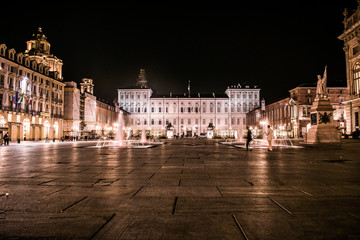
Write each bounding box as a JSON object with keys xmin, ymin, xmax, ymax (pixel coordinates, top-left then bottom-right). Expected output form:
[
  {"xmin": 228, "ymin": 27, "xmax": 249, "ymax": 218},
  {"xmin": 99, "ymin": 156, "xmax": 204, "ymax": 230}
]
[
  {"xmin": 0, "ymin": 139, "xmax": 359, "ymax": 239},
  {"xmin": 93, "ymin": 214, "xmax": 242, "ymax": 240},
  {"xmin": 0, "ymin": 212, "xmax": 112, "ymax": 239}
]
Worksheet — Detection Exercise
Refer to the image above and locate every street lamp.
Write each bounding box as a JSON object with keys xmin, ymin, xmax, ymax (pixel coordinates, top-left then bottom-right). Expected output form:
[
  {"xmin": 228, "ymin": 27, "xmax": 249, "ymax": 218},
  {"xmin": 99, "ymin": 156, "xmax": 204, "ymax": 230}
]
[{"xmin": 260, "ymin": 120, "xmax": 268, "ymax": 139}]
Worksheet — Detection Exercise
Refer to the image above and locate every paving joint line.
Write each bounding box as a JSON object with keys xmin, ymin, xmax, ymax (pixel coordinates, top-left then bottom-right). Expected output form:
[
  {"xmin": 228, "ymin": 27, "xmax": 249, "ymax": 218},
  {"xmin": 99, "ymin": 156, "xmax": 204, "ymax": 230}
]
[
  {"xmin": 216, "ymin": 186, "xmax": 224, "ymax": 197},
  {"xmin": 132, "ymin": 186, "xmax": 144, "ymax": 198},
  {"xmin": 267, "ymin": 196, "xmax": 292, "ymax": 215},
  {"xmin": 90, "ymin": 213, "xmax": 116, "ymax": 240},
  {"xmin": 46, "ymin": 186, "xmax": 71, "ymax": 196},
  {"xmin": 172, "ymin": 196, "xmax": 178, "ymax": 215},
  {"xmin": 243, "ymin": 179, "xmax": 254, "ymax": 186},
  {"xmin": 348, "ymin": 212, "xmax": 360, "ymax": 219},
  {"xmin": 60, "ymin": 196, "xmax": 88, "ymax": 213},
  {"xmin": 38, "ymin": 179, "xmax": 55, "ymax": 186},
  {"xmin": 232, "ymin": 214, "xmax": 249, "ymax": 240}
]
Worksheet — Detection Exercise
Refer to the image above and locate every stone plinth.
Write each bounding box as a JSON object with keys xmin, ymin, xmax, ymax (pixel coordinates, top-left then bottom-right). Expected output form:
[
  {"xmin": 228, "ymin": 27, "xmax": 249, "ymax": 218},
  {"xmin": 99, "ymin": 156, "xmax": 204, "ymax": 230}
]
[{"xmin": 306, "ymin": 98, "xmax": 341, "ymax": 144}]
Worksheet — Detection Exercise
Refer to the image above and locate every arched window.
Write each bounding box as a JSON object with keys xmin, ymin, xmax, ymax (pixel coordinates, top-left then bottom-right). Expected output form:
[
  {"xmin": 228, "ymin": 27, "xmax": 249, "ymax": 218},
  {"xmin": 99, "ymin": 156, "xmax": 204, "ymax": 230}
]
[{"xmin": 353, "ymin": 62, "xmax": 360, "ymax": 95}]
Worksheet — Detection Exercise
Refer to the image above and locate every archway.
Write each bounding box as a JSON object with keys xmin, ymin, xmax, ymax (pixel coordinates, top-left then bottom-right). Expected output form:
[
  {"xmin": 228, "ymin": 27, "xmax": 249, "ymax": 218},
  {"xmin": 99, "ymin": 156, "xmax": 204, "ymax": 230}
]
[
  {"xmin": 23, "ymin": 118, "xmax": 30, "ymax": 140},
  {"xmin": 53, "ymin": 121, "xmax": 59, "ymax": 139}
]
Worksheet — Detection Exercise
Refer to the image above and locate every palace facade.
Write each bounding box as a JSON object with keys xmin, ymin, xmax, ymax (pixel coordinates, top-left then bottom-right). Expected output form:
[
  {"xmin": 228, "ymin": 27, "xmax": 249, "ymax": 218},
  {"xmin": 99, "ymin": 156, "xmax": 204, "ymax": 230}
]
[
  {"xmin": 118, "ymin": 69, "xmax": 260, "ymax": 138},
  {"xmin": 339, "ymin": 3, "xmax": 360, "ymax": 134},
  {"xmin": 0, "ymin": 28, "xmax": 65, "ymax": 141}
]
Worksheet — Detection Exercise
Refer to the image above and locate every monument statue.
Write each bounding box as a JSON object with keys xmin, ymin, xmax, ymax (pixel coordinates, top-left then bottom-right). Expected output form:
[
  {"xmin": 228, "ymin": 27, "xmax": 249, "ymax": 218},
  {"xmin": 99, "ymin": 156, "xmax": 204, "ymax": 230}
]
[
  {"xmin": 306, "ymin": 65, "xmax": 340, "ymax": 144},
  {"xmin": 316, "ymin": 66, "xmax": 327, "ymax": 99}
]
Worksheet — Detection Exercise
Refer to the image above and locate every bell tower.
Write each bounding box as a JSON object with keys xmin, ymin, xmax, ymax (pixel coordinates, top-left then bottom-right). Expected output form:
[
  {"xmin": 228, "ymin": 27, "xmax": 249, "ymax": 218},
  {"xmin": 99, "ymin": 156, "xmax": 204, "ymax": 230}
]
[{"xmin": 136, "ymin": 69, "xmax": 148, "ymax": 88}]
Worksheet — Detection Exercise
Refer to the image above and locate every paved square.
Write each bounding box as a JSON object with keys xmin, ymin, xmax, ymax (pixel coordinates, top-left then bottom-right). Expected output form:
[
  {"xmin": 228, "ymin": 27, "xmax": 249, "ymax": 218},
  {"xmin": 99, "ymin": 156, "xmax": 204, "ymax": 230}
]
[{"xmin": 0, "ymin": 139, "xmax": 359, "ymax": 239}]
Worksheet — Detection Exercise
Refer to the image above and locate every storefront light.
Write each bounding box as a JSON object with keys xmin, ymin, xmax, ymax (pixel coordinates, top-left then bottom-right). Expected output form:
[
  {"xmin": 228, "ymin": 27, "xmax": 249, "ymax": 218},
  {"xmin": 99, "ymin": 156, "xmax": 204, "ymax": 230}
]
[
  {"xmin": 260, "ymin": 120, "xmax": 268, "ymax": 125},
  {"xmin": 0, "ymin": 117, "xmax": 6, "ymax": 126}
]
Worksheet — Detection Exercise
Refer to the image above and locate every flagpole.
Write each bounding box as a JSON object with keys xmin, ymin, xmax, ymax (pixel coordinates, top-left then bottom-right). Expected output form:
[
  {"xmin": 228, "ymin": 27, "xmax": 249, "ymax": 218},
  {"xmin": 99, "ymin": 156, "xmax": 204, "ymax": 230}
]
[{"xmin": 188, "ymin": 80, "xmax": 190, "ymax": 98}]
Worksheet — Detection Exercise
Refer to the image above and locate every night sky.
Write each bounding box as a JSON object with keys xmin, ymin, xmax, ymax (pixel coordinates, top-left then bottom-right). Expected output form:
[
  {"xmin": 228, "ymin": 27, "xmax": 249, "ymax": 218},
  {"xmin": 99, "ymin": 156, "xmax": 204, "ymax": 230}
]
[{"xmin": 1, "ymin": 1, "xmax": 357, "ymax": 104}]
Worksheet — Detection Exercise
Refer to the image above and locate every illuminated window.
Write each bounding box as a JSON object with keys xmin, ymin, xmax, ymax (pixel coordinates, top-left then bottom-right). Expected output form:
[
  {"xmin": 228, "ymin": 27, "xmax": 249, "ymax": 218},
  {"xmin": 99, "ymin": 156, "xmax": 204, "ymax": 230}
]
[{"xmin": 353, "ymin": 62, "xmax": 360, "ymax": 95}]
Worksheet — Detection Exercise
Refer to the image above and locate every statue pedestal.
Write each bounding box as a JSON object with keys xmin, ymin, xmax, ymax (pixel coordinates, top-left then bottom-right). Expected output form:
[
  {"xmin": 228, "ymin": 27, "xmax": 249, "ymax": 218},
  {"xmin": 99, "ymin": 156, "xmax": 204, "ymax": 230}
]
[{"xmin": 306, "ymin": 98, "xmax": 340, "ymax": 144}]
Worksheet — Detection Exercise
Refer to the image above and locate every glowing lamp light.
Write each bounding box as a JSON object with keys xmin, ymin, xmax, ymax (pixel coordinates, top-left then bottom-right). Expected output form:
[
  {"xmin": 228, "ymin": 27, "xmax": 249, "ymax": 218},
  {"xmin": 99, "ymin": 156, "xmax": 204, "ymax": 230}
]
[
  {"xmin": 21, "ymin": 77, "xmax": 28, "ymax": 94},
  {"xmin": 260, "ymin": 120, "xmax": 268, "ymax": 126},
  {"xmin": 0, "ymin": 117, "xmax": 6, "ymax": 126}
]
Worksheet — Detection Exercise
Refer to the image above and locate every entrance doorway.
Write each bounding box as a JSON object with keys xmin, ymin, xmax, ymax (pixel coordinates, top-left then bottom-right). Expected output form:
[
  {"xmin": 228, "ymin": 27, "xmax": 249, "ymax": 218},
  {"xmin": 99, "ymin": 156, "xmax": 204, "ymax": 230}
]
[{"xmin": 23, "ymin": 119, "xmax": 30, "ymax": 140}]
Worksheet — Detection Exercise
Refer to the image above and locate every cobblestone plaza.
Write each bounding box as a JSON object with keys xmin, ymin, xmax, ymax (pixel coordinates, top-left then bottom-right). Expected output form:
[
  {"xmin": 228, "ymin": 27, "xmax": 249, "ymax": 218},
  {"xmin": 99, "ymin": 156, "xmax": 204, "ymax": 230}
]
[{"xmin": 0, "ymin": 140, "xmax": 359, "ymax": 239}]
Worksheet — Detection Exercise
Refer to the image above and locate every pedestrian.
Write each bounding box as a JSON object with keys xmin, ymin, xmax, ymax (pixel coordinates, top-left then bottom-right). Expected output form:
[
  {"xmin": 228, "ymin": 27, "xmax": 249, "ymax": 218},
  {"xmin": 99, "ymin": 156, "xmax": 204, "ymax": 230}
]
[
  {"xmin": 266, "ymin": 125, "xmax": 274, "ymax": 151},
  {"xmin": 3, "ymin": 133, "xmax": 9, "ymax": 146},
  {"xmin": 246, "ymin": 126, "xmax": 252, "ymax": 151}
]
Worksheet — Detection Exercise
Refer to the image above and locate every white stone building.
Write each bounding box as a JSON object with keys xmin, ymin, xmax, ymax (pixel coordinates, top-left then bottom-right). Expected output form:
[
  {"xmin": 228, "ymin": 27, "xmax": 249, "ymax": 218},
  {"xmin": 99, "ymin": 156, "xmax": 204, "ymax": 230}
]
[{"xmin": 117, "ymin": 69, "xmax": 260, "ymax": 138}]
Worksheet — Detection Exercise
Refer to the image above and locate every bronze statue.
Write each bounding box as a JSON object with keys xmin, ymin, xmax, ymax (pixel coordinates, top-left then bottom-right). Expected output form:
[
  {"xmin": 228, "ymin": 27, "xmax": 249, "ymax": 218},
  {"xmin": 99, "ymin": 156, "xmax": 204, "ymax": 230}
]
[{"xmin": 316, "ymin": 66, "xmax": 327, "ymax": 99}]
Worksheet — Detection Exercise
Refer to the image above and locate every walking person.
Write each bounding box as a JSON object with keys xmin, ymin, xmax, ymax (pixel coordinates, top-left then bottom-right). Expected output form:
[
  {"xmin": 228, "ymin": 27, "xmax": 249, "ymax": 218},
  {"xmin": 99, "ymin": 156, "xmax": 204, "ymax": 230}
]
[
  {"xmin": 266, "ymin": 125, "xmax": 273, "ymax": 151},
  {"xmin": 246, "ymin": 126, "xmax": 252, "ymax": 151},
  {"xmin": 3, "ymin": 133, "xmax": 9, "ymax": 146}
]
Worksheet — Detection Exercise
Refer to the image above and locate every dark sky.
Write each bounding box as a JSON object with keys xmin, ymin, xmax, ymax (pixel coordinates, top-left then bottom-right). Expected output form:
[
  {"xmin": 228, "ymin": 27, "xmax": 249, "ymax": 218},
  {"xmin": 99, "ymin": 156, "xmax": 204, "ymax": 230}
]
[{"xmin": 1, "ymin": 1, "xmax": 357, "ymax": 103}]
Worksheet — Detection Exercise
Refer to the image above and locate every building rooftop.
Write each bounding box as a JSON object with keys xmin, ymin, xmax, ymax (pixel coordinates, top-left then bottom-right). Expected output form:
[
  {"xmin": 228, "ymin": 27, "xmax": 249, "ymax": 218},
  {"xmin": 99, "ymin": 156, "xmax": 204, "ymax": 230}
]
[{"xmin": 150, "ymin": 93, "xmax": 229, "ymax": 99}]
